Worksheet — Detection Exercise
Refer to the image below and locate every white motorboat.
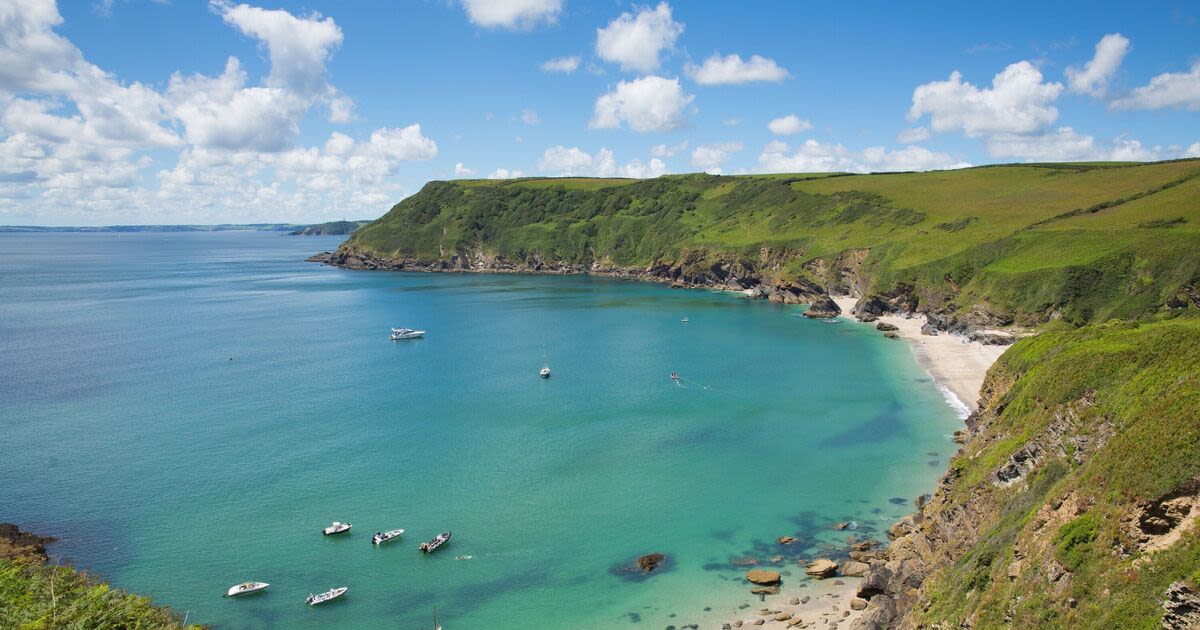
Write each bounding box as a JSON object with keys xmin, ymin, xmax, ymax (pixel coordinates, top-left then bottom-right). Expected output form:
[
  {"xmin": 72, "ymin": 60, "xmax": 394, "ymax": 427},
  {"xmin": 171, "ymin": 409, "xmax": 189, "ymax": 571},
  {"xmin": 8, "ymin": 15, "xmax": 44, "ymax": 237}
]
[
  {"xmin": 225, "ymin": 581, "xmax": 269, "ymax": 597},
  {"xmin": 372, "ymin": 528, "xmax": 404, "ymax": 545},
  {"xmin": 305, "ymin": 586, "xmax": 347, "ymax": 606},
  {"xmin": 681, "ymin": 317, "xmax": 689, "ymax": 323},
  {"xmin": 539, "ymin": 366, "xmax": 551, "ymax": 379},
  {"xmin": 322, "ymin": 521, "xmax": 352, "ymax": 536},
  {"xmin": 390, "ymin": 327, "xmax": 425, "ymax": 340},
  {"xmin": 419, "ymin": 531, "xmax": 452, "ymax": 553}
]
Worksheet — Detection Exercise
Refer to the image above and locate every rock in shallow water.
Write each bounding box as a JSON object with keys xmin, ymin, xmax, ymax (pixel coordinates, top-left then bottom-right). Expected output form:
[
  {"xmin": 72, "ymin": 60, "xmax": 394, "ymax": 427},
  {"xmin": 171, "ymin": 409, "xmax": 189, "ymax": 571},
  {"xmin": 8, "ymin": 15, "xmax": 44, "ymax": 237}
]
[
  {"xmin": 747, "ymin": 569, "xmax": 782, "ymax": 585},
  {"xmin": 805, "ymin": 559, "xmax": 839, "ymax": 578}
]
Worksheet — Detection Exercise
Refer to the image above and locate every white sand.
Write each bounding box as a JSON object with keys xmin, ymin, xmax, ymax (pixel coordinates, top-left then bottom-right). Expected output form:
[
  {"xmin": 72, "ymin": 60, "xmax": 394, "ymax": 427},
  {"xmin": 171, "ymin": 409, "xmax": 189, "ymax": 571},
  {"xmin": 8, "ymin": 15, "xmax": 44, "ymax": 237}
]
[
  {"xmin": 832, "ymin": 297, "xmax": 1007, "ymax": 414},
  {"xmin": 704, "ymin": 576, "xmax": 866, "ymax": 629}
]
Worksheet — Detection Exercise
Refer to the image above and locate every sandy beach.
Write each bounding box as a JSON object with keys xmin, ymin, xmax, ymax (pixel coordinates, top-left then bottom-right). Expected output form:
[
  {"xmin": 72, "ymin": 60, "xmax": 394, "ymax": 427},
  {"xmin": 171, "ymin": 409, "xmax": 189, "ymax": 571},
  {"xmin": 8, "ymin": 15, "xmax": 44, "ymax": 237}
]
[
  {"xmin": 699, "ymin": 574, "xmax": 867, "ymax": 629},
  {"xmin": 831, "ymin": 297, "xmax": 1007, "ymax": 414}
]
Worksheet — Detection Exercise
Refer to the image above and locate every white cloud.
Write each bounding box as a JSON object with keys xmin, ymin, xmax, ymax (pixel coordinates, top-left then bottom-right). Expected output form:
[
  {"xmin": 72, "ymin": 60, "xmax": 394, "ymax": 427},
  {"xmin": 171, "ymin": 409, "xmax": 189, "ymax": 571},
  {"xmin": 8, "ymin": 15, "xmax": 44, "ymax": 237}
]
[
  {"xmin": 540, "ymin": 55, "xmax": 580, "ymax": 73},
  {"xmin": 1110, "ymin": 61, "xmax": 1200, "ymax": 111},
  {"xmin": 985, "ymin": 127, "xmax": 1171, "ymax": 162},
  {"xmin": 1187, "ymin": 142, "xmax": 1200, "ymax": 158},
  {"xmin": 214, "ymin": 2, "xmax": 343, "ymax": 96},
  {"xmin": 539, "ymin": 145, "xmax": 594, "ymax": 176},
  {"xmin": 521, "ymin": 109, "xmax": 540, "ymax": 125},
  {"xmin": 1065, "ymin": 33, "xmax": 1130, "ymax": 97},
  {"xmin": 685, "ymin": 53, "xmax": 789, "ymax": 85},
  {"xmin": 488, "ymin": 167, "xmax": 524, "ymax": 179},
  {"xmin": 590, "ymin": 75, "xmax": 693, "ymax": 133},
  {"xmin": 690, "ymin": 142, "xmax": 742, "ymax": 174},
  {"xmin": 909, "ymin": 61, "xmax": 1063, "ymax": 137},
  {"xmin": 722, "ymin": 117, "xmax": 741, "ymax": 126},
  {"xmin": 896, "ymin": 126, "xmax": 931, "ymax": 144},
  {"xmin": 538, "ymin": 145, "xmax": 666, "ymax": 178},
  {"xmin": 454, "ymin": 162, "xmax": 474, "ymax": 176},
  {"xmin": 767, "ymin": 114, "xmax": 812, "ymax": 136},
  {"xmin": 650, "ymin": 141, "xmax": 687, "ymax": 157},
  {"xmin": 758, "ymin": 139, "xmax": 969, "ymax": 174},
  {"xmin": 460, "ymin": 0, "xmax": 561, "ymax": 30},
  {"xmin": 0, "ymin": 1, "xmax": 438, "ymax": 224},
  {"xmin": 595, "ymin": 2, "xmax": 683, "ymax": 72}
]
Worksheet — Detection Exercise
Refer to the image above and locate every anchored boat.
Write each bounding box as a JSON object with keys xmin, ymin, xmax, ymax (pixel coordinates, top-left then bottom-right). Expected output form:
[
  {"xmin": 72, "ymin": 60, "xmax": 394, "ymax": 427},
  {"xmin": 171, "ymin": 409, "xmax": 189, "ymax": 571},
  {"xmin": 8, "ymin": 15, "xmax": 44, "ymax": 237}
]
[
  {"xmin": 372, "ymin": 529, "xmax": 404, "ymax": 545},
  {"xmin": 225, "ymin": 581, "xmax": 269, "ymax": 597},
  {"xmin": 539, "ymin": 366, "xmax": 551, "ymax": 379},
  {"xmin": 305, "ymin": 587, "xmax": 347, "ymax": 606},
  {"xmin": 390, "ymin": 327, "xmax": 425, "ymax": 340},
  {"xmin": 419, "ymin": 531, "xmax": 452, "ymax": 553},
  {"xmin": 322, "ymin": 521, "xmax": 352, "ymax": 536}
]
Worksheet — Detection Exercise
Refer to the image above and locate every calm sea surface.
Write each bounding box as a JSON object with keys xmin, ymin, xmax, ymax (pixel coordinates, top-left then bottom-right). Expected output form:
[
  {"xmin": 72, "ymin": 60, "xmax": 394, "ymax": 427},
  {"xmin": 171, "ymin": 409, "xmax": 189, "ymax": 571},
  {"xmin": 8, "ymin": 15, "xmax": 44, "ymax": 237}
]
[{"xmin": 0, "ymin": 232, "xmax": 960, "ymax": 629}]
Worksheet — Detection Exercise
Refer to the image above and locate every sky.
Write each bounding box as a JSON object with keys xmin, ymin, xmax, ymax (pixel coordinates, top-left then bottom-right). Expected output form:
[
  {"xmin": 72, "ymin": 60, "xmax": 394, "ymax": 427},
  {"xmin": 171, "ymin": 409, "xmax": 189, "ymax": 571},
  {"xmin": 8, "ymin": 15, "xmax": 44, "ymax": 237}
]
[{"xmin": 1, "ymin": 0, "xmax": 1199, "ymax": 225}]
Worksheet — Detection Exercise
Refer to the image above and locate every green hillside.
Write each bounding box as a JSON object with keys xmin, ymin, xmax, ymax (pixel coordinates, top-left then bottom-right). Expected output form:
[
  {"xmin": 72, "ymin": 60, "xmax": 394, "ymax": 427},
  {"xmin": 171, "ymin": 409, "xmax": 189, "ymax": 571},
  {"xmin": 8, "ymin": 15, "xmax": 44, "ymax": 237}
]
[
  {"xmin": 867, "ymin": 315, "xmax": 1200, "ymax": 629},
  {"xmin": 340, "ymin": 160, "xmax": 1200, "ymax": 328}
]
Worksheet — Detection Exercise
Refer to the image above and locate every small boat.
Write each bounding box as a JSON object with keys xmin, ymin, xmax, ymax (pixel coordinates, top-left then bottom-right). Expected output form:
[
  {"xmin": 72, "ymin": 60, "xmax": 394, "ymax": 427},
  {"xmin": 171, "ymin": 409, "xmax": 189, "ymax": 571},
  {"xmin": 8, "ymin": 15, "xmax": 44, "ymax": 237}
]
[
  {"xmin": 419, "ymin": 531, "xmax": 452, "ymax": 553},
  {"xmin": 225, "ymin": 581, "xmax": 269, "ymax": 597},
  {"xmin": 390, "ymin": 327, "xmax": 425, "ymax": 340},
  {"xmin": 681, "ymin": 317, "xmax": 689, "ymax": 323},
  {"xmin": 372, "ymin": 529, "xmax": 404, "ymax": 545},
  {"xmin": 322, "ymin": 521, "xmax": 352, "ymax": 536},
  {"xmin": 670, "ymin": 372, "xmax": 679, "ymax": 382},
  {"xmin": 305, "ymin": 587, "xmax": 347, "ymax": 606},
  {"xmin": 539, "ymin": 366, "xmax": 551, "ymax": 379}
]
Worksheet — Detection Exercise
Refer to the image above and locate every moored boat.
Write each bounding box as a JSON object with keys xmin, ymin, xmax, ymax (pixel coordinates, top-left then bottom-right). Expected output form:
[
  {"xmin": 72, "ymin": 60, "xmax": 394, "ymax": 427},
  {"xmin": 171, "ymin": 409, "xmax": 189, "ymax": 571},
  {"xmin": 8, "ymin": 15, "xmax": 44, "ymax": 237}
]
[
  {"xmin": 419, "ymin": 531, "xmax": 452, "ymax": 553},
  {"xmin": 539, "ymin": 366, "xmax": 551, "ymax": 379},
  {"xmin": 305, "ymin": 586, "xmax": 347, "ymax": 606},
  {"xmin": 225, "ymin": 581, "xmax": 269, "ymax": 597},
  {"xmin": 372, "ymin": 528, "xmax": 404, "ymax": 545},
  {"xmin": 322, "ymin": 521, "xmax": 352, "ymax": 535}
]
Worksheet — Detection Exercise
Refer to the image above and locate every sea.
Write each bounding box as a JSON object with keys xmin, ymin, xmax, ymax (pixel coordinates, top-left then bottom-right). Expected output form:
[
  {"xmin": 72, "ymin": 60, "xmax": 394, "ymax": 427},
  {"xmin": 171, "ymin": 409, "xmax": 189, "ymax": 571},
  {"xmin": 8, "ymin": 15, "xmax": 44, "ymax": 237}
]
[{"xmin": 0, "ymin": 231, "xmax": 962, "ymax": 629}]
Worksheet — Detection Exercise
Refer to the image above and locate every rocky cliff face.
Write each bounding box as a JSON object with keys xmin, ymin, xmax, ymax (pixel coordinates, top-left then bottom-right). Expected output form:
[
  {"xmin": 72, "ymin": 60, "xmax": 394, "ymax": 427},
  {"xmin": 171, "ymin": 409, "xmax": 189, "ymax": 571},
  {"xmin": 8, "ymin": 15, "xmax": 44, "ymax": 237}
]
[
  {"xmin": 310, "ymin": 245, "xmax": 833, "ymax": 307},
  {"xmin": 0, "ymin": 523, "xmax": 52, "ymax": 563}
]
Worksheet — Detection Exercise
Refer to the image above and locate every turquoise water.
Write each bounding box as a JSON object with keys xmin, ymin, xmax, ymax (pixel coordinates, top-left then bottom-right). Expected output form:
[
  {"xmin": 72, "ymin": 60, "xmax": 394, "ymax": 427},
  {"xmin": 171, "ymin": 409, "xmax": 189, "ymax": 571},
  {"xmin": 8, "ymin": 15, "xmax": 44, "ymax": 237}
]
[{"xmin": 0, "ymin": 232, "xmax": 960, "ymax": 629}]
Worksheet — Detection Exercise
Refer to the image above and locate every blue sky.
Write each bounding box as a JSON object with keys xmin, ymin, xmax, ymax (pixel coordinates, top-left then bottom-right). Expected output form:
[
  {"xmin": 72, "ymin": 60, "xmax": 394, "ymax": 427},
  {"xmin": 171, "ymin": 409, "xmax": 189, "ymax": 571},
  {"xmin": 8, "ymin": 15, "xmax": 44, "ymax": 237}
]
[{"xmin": 2, "ymin": 0, "xmax": 1199, "ymax": 225}]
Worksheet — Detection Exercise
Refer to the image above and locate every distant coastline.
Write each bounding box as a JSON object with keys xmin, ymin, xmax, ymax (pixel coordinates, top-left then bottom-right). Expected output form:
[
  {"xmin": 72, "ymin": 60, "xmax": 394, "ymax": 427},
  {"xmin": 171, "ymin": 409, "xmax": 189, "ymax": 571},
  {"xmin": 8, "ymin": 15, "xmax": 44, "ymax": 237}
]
[{"xmin": 0, "ymin": 221, "xmax": 370, "ymax": 234}]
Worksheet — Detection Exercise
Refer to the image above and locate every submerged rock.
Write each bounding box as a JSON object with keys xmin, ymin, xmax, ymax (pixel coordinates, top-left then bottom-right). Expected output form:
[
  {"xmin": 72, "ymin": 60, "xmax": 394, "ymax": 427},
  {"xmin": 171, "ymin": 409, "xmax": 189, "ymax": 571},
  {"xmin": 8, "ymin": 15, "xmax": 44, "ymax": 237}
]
[{"xmin": 611, "ymin": 552, "xmax": 671, "ymax": 580}]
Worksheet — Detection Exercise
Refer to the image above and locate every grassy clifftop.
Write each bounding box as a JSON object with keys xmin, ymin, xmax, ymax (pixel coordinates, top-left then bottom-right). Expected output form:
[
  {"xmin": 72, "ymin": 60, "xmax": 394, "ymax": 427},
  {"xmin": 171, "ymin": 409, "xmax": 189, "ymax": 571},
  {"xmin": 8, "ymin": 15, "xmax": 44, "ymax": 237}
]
[{"xmin": 342, "ymin": 160, "xmax": 1200, "ymax": 327}]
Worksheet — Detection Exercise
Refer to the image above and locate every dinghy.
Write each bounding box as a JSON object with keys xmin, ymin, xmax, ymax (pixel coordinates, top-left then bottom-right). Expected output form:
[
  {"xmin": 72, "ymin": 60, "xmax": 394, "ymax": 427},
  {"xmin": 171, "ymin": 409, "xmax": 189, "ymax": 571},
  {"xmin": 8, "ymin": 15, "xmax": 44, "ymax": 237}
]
[
  {"xmin": 305, "ymin": 587, "xmax": 347, "ymax": 606},
  {"xmin": 419, "ymin": 531, "xmax": 452, "ymax": 553},
  {"xmin": 322, "ymin": 521, "xmax": 352, "ymax": 536},
  {"xmin": 372, "ymin": 529, "xmax": 404, "ymax": 545},
  {"xmin": 225, "ymin": 581, "xmax": 269, "ymax": 597}
]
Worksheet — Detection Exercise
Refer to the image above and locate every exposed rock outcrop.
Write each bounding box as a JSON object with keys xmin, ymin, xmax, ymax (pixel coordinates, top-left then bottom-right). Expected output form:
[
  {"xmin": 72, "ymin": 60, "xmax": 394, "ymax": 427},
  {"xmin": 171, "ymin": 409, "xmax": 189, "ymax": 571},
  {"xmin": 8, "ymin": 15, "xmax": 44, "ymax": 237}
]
[
  {"xmin": 805, "ymin": 559, "xmax": 838, "ymax": 578},
  {"xmin": 746, "ymin": 569, "xmax": 782, "ymax": 585},
  {"xmin": 0, "ymin": 523, "xmax": 52, "ymax": 563},
  {"xmin": 802, "ymin": 295, "xmax": 841, "ymax": 318},
  {"xmin": 1162, "ymin": 581, "xmax": 1200, "ymax": 629}
]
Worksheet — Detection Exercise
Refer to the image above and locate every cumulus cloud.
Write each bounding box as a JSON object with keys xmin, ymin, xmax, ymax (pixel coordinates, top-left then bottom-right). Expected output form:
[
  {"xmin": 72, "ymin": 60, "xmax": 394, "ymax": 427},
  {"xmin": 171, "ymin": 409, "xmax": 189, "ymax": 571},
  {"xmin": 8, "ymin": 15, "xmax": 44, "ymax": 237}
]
[
  {"xmin": 690, "ymin": 142, "xmax": 742, "ymax": 174},
  {"xmin": 1110, "ymin": 61, "xmax": 1200, "ymax": 111},
  {"xmin": 1065, "ymin": 33, "xmax": 1130, "ymax": 97},
  {"xmin": 460, "ymin": 0, "xmax": 561, "ymax": 30},
  {"xmin": 986, "ymin": 127, "xmax": 1175, "ymax": 162},
  {"xmin": 0, "ymin": 0, "xmax": 437, "ymax": 223},
  {"xmin": 454, "ymin": 162, "xmax": 474, "ymax": 177},
  {"xmin": 909, "ymin": 61, "xmax": 1063, "ymax": 137},
  {"xmin": 650, "ymin": 141, "xmax": 687, "ymax": 157},
  {"xmin": 1187, "ymin": 142, "xmax": 1200, "ymax": 158},
  {"xmin": 488, "ymin": 167, "xmax": 524, "ymax": 179},
  {"xmin": 758, "ymin": 139, "xmax": 969, "ymax": 174},
  {"xmin": 590, "ymin": 75, "xmax": 693, "ymax": 133},
  {"xmin": 538, "ymin": 145, "xmax": 666, "ymax": 178},
  {"xmin": 685, "ymin": 53, "xmax": 789, "ymax": 85},
  {"xmin": 896, "ymin": 126, "xmax": 931, "ymax": 144},
  {"xmin": 767, "ymin": 114, "xmax": 812, "ymax": 136},
  {"xmin": 540, "ymin": 55, "xmax": 580, "ymax": 73},
  {"xmin": 595, "ymin": 2, "xmax": 683, "ymax": 72}
]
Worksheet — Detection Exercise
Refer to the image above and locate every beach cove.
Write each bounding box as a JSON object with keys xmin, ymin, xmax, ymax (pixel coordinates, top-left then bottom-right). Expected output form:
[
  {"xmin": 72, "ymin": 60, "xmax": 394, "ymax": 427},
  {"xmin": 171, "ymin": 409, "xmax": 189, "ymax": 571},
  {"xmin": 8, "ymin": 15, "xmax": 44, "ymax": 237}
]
[{"xmin": 0, "ymin": 231, "xmax": 988, "ymax": 629}]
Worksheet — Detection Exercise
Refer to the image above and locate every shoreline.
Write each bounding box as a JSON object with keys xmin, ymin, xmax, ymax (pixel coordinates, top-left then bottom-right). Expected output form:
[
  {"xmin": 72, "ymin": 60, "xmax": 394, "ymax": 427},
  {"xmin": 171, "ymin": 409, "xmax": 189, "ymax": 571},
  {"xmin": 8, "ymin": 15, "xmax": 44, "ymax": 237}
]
[{"xmin": 831, "ymin": 297, "xmax": 1006, "ymax": 414}]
